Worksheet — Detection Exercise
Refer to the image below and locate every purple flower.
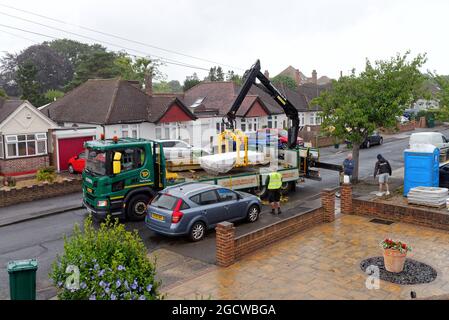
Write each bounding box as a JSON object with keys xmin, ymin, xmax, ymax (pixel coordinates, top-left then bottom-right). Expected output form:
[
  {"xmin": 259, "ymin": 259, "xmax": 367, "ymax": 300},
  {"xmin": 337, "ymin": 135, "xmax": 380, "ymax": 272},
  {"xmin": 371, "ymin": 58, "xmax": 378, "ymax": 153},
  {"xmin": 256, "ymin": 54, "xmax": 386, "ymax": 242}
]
[
  {"xmin": 89, "ymin": 295, "xmax": 96, "ymax": 300},
  {"xmin": 116, "ymin": 280, "xmax": 121, "ymax": 288},
  {"xmin": 98, "ymin": 269, "xmax": 105, "ymax": 277},
  {"xmin": 94, "ymin": 264, "xmax": 99, "ymax": 270},
  {"xmin": 110, "ymin": 294, "xmax": 117, "ymax": 300},
  {"xmin": 117, "ymin": 265, "xmax": 125, "ymax": 271},
  {"xmin": 57, "ymin": 281, "xmax": 63, "ymax": 288},
  {"xmin": 139, "ymin": 295, "xmax": 146, "ymax": 300},
  {"xmin": 131, "ymin": 279, "xmax": 138, "ymax": 290},
  {"xmin": 99, "ymin": 280, "xmax": 106, "ymax": 288},
  {"xmin": 146, "ymin": 284, "xmax": 153, "ymax": 292},
  {"xmin": 105, "ymin": 287, "xmax": 110, "ymax": 294},
  {"xmin": 124, "ymin": 280, "xmax": 129, "ymax": 290},
  {"xmin": 80, "ymin": 282, "xmax": 87, "ymax": 289}
]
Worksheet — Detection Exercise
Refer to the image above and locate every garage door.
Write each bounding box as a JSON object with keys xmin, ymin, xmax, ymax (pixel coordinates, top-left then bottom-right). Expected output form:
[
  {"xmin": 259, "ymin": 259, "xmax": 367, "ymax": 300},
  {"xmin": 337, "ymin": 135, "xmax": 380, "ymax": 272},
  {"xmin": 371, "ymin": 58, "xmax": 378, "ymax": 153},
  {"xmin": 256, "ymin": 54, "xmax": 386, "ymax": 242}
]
[{"xmin": 58, "ymin": 136, "xmax": 94, "ymax": 171}]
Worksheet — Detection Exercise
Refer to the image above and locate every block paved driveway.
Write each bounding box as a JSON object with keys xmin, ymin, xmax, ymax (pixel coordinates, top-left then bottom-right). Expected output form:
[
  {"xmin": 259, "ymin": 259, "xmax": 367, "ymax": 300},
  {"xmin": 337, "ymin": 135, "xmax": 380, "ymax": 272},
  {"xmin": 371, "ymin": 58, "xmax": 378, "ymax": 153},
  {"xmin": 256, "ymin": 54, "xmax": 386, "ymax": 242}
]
[{"xmin": 164, "ymin": 215, "xmax": 449, "ymax": 300}]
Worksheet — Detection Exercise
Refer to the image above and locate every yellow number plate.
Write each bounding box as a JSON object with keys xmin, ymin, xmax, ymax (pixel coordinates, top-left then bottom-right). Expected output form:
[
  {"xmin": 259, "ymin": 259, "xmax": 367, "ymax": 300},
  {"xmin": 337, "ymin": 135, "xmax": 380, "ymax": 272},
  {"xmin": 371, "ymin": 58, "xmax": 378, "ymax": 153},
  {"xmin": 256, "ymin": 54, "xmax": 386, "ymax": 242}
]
[
  {"xmin": 151, "ymin": 213, "xmax": 164, "ymax": 221},
  {"xmin": 87, "ymin": 188, "xmax": 93, "ymax": 194}
]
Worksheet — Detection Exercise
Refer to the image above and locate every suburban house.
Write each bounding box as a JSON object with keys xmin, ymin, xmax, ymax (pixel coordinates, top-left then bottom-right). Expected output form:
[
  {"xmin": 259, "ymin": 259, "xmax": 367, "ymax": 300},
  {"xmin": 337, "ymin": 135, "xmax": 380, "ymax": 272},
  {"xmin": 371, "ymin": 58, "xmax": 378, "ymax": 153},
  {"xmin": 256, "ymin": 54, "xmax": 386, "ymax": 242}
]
[
  {"xmin": 275, "ymin": 66, "xmax": 332, "ymax": 86},
  {"xmin": 41, "ymin": 78, "xmax": 197, "ymax": 170},
  {"xmin": 179, "ymin": 80, "xmax": 331, "ymax": 148},
  {"xmin": 0, "ymin": 97, "xmax": 58, "ymax": 176}
]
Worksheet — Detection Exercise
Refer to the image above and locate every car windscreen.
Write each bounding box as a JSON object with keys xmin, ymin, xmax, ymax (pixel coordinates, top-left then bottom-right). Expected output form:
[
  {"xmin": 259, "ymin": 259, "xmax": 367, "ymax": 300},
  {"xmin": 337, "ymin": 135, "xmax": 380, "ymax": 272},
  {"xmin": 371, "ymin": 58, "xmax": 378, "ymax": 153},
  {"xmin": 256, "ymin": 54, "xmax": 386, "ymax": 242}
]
[
  {"xmin": 85, "ymin": 149, "xmax": 107, "ymax": 176},
  {"xmin": 151, "ymin": 194, "xmax": 179, "ymax": 210}
]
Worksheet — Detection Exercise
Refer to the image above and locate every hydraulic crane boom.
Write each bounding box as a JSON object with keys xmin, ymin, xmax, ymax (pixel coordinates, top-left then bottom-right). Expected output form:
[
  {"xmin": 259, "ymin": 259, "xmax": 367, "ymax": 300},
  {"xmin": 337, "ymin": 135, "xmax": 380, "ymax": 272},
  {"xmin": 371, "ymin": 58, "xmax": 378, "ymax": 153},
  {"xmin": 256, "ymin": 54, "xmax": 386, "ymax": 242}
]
[{"xmin": 224, "ymin": 59, "xmax": 300, "ymax": 148}]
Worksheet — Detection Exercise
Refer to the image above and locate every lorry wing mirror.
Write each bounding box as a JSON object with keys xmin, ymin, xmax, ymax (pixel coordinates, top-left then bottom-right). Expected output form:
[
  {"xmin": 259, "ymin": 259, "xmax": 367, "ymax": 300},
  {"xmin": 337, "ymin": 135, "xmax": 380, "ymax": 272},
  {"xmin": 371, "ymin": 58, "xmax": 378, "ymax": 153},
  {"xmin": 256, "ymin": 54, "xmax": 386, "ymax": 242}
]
[{"xmin": 113, "ymin": 152, "xmax": 122, "ymax": 175}]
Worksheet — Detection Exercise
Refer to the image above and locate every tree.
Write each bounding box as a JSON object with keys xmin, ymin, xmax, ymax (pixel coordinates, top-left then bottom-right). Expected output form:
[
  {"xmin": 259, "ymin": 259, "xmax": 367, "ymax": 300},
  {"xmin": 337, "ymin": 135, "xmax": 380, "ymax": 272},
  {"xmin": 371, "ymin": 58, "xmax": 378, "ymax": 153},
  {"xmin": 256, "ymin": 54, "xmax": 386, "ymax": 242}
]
[
  {"xmin": 153, "ymin": 81, "xmax": 172, "ymax": 93},
  {"xmin": 16, "ymin": 44, "xmax": 73, "ymax": 93},
  {"xmin": 44, "ymin": 89, "xmax": 64, "ymax": 103},
  {"xmin": 432, "ymin": 74, "xmax": 449, "ymax": 121},
  {"xmin": 168, "ymin": 80, "xmax": 182, "ymax": 93},
  {"xmin": 313, "ymin": 52, "xmax": 427, "ymax": 182},
  {"xmin": 0, "ymin": 52, "xmax": 20, "ymax": 96},
  {"xmin": 183, "ymin": 72, "xmax": 201, "ymax": 91},
  {"xmin": 0, "ymin": 87, "xmax": 8, "ymax": 98},
  {"xmin": 226, "ymin": 70, "xmax": 242, "ymax": 85},
  {"xmin": 46, "ymin": 39, "xmax": 105, "ymax": 67},
  {"xmin": 65, "ymin": 50, "xmax": 120, "ymax": 90},
  {"xmin": 271, "ymin": 75, "xmax": 297, "ymax": 90},
  {"xmin": 17, "ymin": 61, "xmax": 46, "ymax": 106},
  {"xmin": 205, "ymin": 66, "xmax": 224, "ymax": 81}
]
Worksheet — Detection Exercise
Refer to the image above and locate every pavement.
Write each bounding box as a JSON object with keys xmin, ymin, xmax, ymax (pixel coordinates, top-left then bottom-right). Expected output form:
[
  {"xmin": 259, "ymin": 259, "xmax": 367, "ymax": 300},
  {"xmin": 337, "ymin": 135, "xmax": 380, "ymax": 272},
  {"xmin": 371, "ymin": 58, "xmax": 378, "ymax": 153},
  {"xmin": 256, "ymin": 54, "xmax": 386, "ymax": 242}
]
[
  {"xmin": 164, "ymin": 214, "xmax": 449, "ymax": 300},
  {"xmin": 0, "ymin": 193, "xmax": 83, "ymax": 227}
]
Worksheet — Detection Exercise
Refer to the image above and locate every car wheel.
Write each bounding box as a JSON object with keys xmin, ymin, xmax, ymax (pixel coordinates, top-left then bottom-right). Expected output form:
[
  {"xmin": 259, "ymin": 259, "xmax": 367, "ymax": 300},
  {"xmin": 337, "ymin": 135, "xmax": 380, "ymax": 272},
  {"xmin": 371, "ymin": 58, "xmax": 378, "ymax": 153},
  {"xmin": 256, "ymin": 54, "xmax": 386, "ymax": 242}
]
[
  {"xmin": 68, "ymin": 165, "xmax": 75, "ymax": 174},
  {"xmin": 189, "ymin": 221, "xmax": 206, "ymax": 242},
  {"xmin": 127, "ymin": 193, "xmax": 152, "ymax": 221},
  {"xmin": 246, "ymin": 205, "xmax": 260, "ymax": 223},
  {"xmin": 366, "ymin": 141, "xmax": 371, "ymax": 149},
  {"xmin": 379, "ymin": 138, "xmax": 383, "ymax": 145}
]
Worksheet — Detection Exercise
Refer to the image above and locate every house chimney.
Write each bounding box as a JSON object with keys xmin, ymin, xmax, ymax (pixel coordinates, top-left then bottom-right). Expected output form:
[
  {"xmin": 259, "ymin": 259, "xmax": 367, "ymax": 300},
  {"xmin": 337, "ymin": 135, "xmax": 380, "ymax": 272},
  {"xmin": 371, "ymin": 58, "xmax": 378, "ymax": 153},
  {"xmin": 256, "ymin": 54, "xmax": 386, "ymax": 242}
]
[
  {"xmin": 144, "ymin": 72, "xmax": 153, "ymax": 96},
  {"xmin": 294, "ymin": 69, "xmax": 301, "ymax": 85},
  {"xmin": 264, "ymin": 70, "xmax": 270, "ymax": 79},
  {"xmin": 312, "ymin": 70, "xmax": 317, "ymax": 85}
]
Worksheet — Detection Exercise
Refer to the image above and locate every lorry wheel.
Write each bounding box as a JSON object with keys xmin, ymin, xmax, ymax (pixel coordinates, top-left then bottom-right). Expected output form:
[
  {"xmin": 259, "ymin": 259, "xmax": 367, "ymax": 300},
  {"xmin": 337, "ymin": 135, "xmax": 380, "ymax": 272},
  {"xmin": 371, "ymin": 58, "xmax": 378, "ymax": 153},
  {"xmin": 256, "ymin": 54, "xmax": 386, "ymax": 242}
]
[{"xmin": 127, "ymin": 194, "xmax": 152, "ymax": 221}]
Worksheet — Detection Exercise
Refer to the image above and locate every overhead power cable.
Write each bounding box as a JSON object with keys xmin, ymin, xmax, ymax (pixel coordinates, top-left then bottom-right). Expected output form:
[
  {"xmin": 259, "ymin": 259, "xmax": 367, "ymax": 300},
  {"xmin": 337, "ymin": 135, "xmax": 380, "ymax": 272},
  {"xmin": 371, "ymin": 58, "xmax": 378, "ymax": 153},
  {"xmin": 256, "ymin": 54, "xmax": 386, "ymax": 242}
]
[{"xmin": 0, "ymin": 2, "xmax": 244, "ymax": 71}]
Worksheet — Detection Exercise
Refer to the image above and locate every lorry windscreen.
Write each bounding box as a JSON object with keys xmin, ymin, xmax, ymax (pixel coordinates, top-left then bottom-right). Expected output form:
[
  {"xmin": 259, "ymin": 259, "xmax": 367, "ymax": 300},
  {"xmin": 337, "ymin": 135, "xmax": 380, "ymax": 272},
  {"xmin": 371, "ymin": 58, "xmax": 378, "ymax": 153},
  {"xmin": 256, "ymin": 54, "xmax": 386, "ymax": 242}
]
[{"xmin": 86, "ymin": 149, "xmax": 107, "ymax": 176}]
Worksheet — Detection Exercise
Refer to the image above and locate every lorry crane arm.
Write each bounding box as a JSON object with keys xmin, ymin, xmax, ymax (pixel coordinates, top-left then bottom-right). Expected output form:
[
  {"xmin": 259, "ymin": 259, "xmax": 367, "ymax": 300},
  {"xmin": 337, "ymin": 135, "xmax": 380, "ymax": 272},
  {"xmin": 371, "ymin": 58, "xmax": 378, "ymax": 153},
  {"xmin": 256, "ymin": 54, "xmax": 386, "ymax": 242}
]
[{"xmin": 224, "ymin": 59, "xmax": 300, "ymax": 149}]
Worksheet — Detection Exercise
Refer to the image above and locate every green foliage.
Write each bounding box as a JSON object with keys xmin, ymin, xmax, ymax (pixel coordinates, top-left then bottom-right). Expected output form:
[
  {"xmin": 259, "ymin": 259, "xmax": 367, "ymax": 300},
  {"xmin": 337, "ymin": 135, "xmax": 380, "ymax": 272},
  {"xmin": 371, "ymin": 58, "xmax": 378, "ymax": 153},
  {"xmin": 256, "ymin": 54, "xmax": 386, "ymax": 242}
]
[
  {"xmin": 271, "ymin": 75, "xmax": 297, "ymax": 90},
  {"xmin": 153, "ymin": 81, "xmax": 172, "ymax": 93},
  {"xmin": 36, "ymin": 166, "xmax": 57, "ymax": 183},
  {"xmin": 50, "ymin": 216, "xmax": 162, "ymax": 300},
  {"xmin": 17, "ymin": 61, "xmax": 46, "ymax": 106},
  {"xmin": 0, "ymin": 87, "xmax": 7, "ymax": 98},
  {"xmin": 206, "ymin": 66, "xmax": 225, "ymax": 81},
  {"xmin": 183, "ymin": 72, "xmax": 201, "ymax": 91},
  {"xmin": 44, "ymin": 89, "xmax": 64, "ymax": 102},
  {"xmin": 168, "ymin": 80, "xmax": 182, "ymax": 93},
  {"xmin": 313, "ymin": 51, "xmax": 427, "ymax": 180},
  {"xmin": 432, "ymin": 74, "xmax": 449, "ymax": 121},
  {"xmin": 226, "ymin": 70, "xmax": 242, "ymax": 85}
]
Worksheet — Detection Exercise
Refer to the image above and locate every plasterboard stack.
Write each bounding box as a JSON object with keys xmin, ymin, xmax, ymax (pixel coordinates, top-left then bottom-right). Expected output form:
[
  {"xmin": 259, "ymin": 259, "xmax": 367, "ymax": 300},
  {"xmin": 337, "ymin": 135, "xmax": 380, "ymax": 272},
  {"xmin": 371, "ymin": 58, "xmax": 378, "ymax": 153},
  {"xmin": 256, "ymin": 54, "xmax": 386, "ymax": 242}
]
[
  {"xmin": 407, "ymin": 187, "xmax": 449, "ymax": 208},
  {"xmin": 199, "ymin": 151, "xmax": 266, "ymax": 175}
]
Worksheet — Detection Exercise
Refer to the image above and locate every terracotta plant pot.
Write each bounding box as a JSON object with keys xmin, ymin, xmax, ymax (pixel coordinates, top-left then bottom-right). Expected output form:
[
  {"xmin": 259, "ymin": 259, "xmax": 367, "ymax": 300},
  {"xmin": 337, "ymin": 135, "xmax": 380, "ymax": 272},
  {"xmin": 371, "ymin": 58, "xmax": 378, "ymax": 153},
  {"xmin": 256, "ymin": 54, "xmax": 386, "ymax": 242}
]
[{"xmin": 383, "ymin": 249, "xmax": 407, "ymax": 273}]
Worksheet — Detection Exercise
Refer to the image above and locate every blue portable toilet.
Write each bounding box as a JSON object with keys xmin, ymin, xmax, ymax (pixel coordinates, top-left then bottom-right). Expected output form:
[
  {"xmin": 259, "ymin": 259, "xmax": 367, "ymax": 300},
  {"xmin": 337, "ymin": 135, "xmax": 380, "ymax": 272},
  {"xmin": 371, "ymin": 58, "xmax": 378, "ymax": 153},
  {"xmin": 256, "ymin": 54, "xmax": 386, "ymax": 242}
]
[{"xmin": 404, "ymin": 144, "xmax": 440, "ymax": 196}]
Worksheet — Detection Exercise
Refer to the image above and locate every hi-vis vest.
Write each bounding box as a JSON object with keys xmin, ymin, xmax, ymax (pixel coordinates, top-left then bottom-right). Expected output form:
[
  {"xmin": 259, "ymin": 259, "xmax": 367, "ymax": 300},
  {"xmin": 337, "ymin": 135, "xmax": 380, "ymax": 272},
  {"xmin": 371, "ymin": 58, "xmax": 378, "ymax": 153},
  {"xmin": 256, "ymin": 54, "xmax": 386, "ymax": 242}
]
[{"xmin": 268, "ymin": 172, "xmax": 283, "ymax": 190}]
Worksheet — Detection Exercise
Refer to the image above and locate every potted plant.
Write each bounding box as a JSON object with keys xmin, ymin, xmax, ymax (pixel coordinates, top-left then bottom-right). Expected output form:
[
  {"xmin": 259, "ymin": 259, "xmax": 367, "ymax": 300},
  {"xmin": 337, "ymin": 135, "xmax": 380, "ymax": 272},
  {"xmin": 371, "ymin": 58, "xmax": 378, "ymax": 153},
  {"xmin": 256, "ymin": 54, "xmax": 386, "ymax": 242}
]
[{"xmin": 380, "ymin": 238, "xmax": 411, "ymax": 273}]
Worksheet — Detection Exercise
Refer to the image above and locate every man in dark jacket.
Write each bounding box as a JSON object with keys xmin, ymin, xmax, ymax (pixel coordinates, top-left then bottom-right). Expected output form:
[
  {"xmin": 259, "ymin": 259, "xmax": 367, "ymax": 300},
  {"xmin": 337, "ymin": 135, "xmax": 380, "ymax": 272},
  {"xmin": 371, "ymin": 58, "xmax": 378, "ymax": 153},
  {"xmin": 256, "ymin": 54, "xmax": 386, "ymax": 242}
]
[
  {"xmin": 336, "ymin": 153, "xmax": 354, "ymax": 198},
  {"xmin": 374, "ymin": 154, "xmax": 392, "ymax": 196}
]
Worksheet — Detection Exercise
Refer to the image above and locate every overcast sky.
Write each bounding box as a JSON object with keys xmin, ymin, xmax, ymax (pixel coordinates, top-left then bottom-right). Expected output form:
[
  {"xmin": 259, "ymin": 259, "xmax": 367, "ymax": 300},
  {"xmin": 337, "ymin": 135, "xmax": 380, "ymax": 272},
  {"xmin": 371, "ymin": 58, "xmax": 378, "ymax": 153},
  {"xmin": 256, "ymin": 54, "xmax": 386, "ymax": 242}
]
[{"xmin": 0, "ymin": 0, "xmax": 447, "ymax": 82}]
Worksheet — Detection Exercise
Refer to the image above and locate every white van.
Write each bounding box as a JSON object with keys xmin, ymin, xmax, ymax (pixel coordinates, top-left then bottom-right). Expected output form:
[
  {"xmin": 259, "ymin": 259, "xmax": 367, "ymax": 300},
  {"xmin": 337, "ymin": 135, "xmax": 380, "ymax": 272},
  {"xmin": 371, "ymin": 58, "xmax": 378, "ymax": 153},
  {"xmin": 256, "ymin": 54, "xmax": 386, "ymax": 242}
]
[{"xmin": 409, "ymin": 132, "xmax": 449, "ymax": 162}]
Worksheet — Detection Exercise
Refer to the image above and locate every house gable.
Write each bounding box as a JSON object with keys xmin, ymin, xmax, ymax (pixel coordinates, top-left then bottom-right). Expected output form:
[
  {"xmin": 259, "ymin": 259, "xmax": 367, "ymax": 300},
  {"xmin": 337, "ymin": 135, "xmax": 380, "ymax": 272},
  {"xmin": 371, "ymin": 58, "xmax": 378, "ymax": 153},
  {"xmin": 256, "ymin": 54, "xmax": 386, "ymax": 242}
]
[
  {"xmin": 245, "ymin": 100, "xmax": 269, "ymax": 117},
  {"xmin": 157, "ymin": 102, "xmax": 195, "ymax": 123},
  {"xmin": 0, "ymin": 101, "xmax": 57, "ymax": 134}
]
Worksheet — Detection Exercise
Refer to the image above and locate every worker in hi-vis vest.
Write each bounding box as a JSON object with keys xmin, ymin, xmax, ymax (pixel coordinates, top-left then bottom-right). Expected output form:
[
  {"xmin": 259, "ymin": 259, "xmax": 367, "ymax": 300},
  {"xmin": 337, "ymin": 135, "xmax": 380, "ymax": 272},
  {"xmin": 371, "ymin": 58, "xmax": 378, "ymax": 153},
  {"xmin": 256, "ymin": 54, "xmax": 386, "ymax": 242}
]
[{"xmin": 266, "ymin": 171, "xmax": 283, "ymax": 215}]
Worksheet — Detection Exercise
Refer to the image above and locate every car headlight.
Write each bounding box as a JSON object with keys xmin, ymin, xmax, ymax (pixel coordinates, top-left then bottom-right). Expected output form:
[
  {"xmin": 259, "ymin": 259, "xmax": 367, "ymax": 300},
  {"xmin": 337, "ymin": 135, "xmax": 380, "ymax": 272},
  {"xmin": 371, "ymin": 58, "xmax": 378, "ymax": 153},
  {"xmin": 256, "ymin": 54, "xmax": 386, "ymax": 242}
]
[{"xmin": 97, "ymin": 200, "xmax": 108, "ymax": 207}]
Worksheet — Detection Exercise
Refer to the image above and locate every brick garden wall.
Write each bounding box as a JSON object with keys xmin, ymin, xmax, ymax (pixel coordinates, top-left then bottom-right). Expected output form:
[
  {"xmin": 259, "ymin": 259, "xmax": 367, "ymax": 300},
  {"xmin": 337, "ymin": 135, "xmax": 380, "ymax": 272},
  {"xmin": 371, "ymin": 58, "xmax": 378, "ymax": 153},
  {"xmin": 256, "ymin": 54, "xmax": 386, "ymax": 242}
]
[
  {"xmin": 216, "ymin": 189, "xmax": 335, "ymax": 267},
  {"xmin": 352, "ymin": 198, "xmax": 449, "ymax": 231},
  {"xmin": 0, "ymin": 155, "xmax": 50, "ymax": 176},
  {"xmin": 0, "ymin": 178, "xmax": 82, "ymax": 207}
]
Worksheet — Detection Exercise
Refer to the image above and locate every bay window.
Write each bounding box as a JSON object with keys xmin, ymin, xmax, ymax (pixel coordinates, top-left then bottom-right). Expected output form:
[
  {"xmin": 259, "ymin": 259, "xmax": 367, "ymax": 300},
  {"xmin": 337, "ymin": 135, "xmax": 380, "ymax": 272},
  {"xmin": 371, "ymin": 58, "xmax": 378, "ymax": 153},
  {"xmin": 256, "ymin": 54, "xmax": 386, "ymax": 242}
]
[{"xmin": 5, "ymin": 133, "xmax": 47, "ymax": 158}]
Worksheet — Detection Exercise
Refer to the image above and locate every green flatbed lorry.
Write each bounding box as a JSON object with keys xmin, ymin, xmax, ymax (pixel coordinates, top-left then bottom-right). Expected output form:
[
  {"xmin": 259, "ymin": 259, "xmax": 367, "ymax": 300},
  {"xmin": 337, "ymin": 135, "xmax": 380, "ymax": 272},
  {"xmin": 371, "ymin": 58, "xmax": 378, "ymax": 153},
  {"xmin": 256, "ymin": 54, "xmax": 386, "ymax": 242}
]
[{"xmin": 82, "ymin": 137, "xmax": 338, "ymax": 221}]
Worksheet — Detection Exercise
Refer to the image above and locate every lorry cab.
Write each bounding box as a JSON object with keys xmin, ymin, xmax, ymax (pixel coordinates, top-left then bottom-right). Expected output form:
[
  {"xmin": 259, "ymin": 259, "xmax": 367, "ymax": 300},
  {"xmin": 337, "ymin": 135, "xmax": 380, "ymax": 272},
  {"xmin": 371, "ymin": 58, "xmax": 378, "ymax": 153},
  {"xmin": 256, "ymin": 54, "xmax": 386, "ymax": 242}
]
[{"xmin": 82, "ymin": 137, "xmax": 166, "ymax": 221}]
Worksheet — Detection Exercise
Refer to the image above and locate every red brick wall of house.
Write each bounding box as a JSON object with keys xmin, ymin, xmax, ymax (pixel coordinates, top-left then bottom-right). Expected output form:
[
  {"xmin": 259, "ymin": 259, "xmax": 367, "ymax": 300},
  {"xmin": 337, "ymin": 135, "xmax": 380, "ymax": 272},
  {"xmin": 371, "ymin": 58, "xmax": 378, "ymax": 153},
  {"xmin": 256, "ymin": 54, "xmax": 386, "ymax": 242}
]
[
  {"xmin": 0, "ymin": 155, "xmax": 50, "ymax": 176},
  {"xmin": 246, "ymin": 101, "xmax": 268, "ymax": 117},
  {"xmin": 158, "ymin": 103, "xmax": 193, "ymax": 123}
]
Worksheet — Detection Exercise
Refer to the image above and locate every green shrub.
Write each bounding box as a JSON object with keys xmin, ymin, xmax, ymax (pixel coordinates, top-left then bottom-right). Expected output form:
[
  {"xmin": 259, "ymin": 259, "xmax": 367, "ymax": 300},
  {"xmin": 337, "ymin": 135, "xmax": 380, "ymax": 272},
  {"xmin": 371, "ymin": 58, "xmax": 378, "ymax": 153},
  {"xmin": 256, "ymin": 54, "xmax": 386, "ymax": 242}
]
[
  {"xmin": 50, "ymin": 216, "xmax": 162, "ymax": 300},
  {"xmin": 36, "ymin": 166, "xmax": 56, "ymax": 183}
]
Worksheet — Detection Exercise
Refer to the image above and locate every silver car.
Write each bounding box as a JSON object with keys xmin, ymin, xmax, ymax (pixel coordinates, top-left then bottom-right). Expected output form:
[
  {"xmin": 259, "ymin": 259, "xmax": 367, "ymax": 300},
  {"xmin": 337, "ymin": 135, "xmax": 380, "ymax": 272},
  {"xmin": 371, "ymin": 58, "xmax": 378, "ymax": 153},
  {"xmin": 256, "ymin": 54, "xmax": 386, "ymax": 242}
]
[{"xmin": 145, "ymin": 183, "xmax": 261, "ymax": 241}]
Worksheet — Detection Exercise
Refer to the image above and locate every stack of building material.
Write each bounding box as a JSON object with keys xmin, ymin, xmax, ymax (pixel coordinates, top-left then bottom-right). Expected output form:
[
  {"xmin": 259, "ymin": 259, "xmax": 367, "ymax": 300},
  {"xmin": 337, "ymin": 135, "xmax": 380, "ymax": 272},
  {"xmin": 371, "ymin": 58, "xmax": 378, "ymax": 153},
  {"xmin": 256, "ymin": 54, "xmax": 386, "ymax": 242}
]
[
  {"xmin": 199, "ymin": 151, "xmax": 266, "ymax": 175},
  {"xmin": 407, "ymin": 187, "xmax": 449, "ymax": 208}
]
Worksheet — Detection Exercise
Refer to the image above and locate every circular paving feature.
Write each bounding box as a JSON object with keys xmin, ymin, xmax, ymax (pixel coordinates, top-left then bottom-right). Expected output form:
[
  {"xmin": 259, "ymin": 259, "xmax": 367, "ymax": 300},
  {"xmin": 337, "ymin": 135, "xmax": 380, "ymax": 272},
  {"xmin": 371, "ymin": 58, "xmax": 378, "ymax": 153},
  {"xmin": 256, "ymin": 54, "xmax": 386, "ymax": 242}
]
[{"xmin": 360, "ymin": 257, "xmax": 437, "ymax": 285}]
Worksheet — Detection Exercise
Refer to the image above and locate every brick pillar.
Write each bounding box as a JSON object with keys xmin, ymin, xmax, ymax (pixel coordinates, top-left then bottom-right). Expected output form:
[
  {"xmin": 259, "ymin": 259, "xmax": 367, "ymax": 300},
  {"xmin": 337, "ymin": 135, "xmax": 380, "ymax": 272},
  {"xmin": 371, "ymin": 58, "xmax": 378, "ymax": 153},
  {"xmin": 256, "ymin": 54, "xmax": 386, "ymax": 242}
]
[
  {"xmin": 321, "ymin": 188, "xmax": 336, "ymax": 222},
  {"xmin": 216, "ymin": 222, "xmax": 235, "ymax": 267},
  {"xmin": 341, "ymin": 183, "xmax": 353, "ymax": 215}
]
